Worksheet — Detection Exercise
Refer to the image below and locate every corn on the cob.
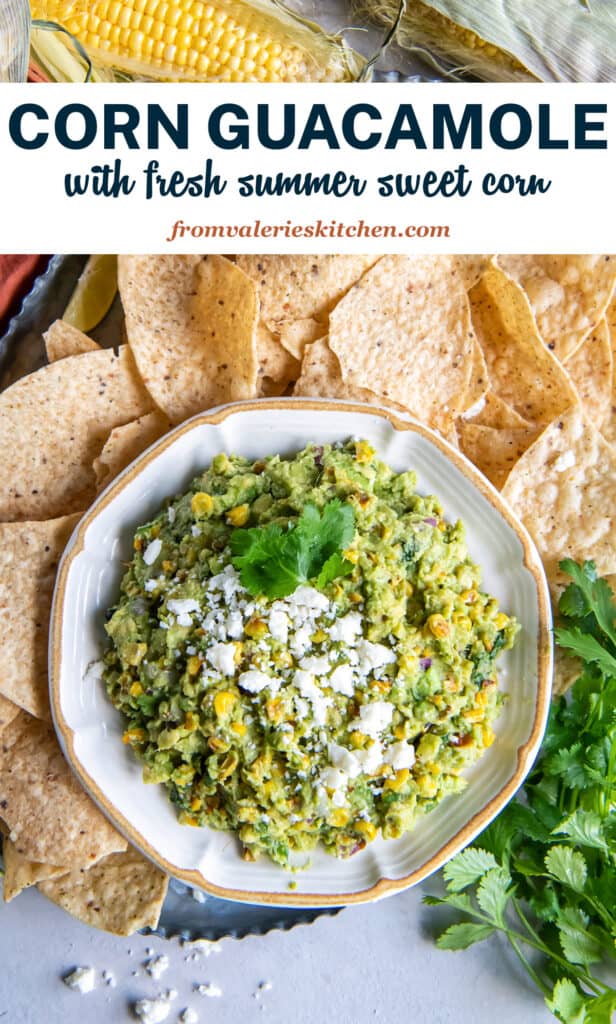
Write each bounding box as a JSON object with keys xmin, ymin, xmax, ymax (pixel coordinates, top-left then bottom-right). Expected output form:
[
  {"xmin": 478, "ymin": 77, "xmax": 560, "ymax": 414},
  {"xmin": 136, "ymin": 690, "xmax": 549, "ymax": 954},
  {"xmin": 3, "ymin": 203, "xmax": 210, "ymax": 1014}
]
[
  {"xmin": 353, "ymin": 0, "xmax": 616, "ymax": 82},
  {"xmin": 30, "ymin": 0, "xmax": 363, "ymax": 81}
]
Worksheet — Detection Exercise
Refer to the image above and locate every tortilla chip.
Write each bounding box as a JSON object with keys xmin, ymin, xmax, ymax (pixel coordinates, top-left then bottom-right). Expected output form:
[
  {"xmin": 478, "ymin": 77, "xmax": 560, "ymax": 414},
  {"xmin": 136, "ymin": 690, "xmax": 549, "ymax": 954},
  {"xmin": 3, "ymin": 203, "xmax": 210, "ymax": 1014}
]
[
  {"xmin": 563, "ymin": 319, "xmax": 612, "ymax": 430},
  {"xmin": 94, "ymin": 411, "xmax": 172, "ymax": 493},
  {"xmin": 0, "ymin": 346, "xmax": 153, "ymax": 521},
  {"xmin": 294, "ymin": 336, "xmax": 407, "ymax": 413},
  {"xmin": 329, "ymin": 256, "xmax": 474, "ymax": 430},
  {"xmin": 38, "ymin": 848, "xmax": 168, "ymax": 936},
  {"xmin": 496, "ymin": 255, "xmax": 616, "ymax": 361},
  {"xmin": 255, "ymin": 323, "xmax": 301, "ymax": 396},
  {"xmin": 118, "ymin": 255, "xmax": 259, "ymax": 424},
  {"xmin": 461, "ymin": 391, "xmax": 531, "ymax": 430},
  {"xmin": 0, "ymin": 515, "xmax": 80, "ymax": 720},
  {"xmin": 470, "ymin": 265, "xmax": 578, "ymax": 425},
  {"xmin": 600, "ymin": 295, "xmax": 616, "ymax": 446},
  {"xmin": 457, "ymin": 423, "xmax": 541, "ymax": 490},
  {"xmin": 235, "ymin": 255, "xmax": 380, "ymax": 334},
  {"xmin": 0, "ymin": 713, "xmax": 127, "ymax": 866},
  {"xmin": 2, "ymin": 837, "xmax": 66, "ymax": 902},
  {"xmin": 44, "ymin": 320, "xmax": 101, "ymax": 362},
  {"xmin": 452, "ymin": 255, "xmax": 491, "ymax": 289},
  {"xmin": 0, "ymin": 697, "xmax": 20, "ymax": 735},
  {"xmin": 278, "ymin": 317, "xmax": 324, "ymax": 361},
  {"xmin": 501, "ymin": 407, "xmax": 616, "ymax": 593},
  {"xmin": 459, "ymin": 338, "xmax": 489, "ymax": 416},
  {"xmin": 552, "ymin": 646, "xmax": 582, "ymax": 698}
]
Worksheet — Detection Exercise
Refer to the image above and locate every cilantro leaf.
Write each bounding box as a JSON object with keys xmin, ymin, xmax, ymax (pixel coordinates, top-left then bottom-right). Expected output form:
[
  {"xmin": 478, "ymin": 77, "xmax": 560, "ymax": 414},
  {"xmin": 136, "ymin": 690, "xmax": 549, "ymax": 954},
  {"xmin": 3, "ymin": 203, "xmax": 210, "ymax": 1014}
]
[
  {"xmin": 559, "ymin": 559, "xmax": 616, "ymax": 647},
  {"xmin": 546, "ymin": 979, "xmax": 588, "ymax": 1024},
  {"xmin": 544, "ymin": 847, "xmax": 588, "ymax": 893},
  {"xmin": 436, "ymin": 923, "xmax": 496, "ymax": 950},
  {"xmin": 553, "ymin": 810, "xmax": 610, "ymax": 855},
  {"xmin": 553, "ymin": 628, "xmax": 616, "ymax": 679},
  {"xmin": 475, "ymin": 867, "xmax": 512, "ymax": 924},
  {"xmin": 442, "ymin": 848, "xmax": 498, "ymax": 892},
  {"xmin": 230, "ymin": 500, "xmax": 355, "ymax": 599}
]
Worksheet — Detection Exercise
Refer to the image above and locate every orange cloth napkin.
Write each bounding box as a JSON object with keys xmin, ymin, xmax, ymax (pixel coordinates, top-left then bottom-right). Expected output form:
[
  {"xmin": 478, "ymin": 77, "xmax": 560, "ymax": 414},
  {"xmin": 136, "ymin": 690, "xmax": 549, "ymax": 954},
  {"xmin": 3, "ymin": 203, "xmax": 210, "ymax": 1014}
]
[{"xmin": 0, "ymin": 255, "xmax": 50, "ymax": 338}]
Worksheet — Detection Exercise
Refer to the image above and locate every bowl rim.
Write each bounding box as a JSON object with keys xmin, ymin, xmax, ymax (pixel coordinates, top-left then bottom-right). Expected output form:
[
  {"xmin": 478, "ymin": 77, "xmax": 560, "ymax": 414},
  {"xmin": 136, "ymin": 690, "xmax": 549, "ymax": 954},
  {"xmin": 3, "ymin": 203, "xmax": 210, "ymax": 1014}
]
[{"xmin": 50, "ymin": 398, "xmax": 553, "ymax": 907}]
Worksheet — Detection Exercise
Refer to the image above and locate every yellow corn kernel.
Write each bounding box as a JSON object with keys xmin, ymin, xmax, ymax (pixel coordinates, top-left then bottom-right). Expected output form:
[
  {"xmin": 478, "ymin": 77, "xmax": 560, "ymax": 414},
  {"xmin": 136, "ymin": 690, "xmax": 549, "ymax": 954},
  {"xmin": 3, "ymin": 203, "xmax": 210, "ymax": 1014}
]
[
  {"xmin": 262, "ymin": 780, "xmax": 276, "ymax": 799},
  {"xmin": 384, "ymin": 768, "xmax": 409, "ymax": 791},
  {"xmin": 311, "ymin": 628, "xmax": 327, "ymax": 643},
  {"xmin": 426, "ymin": 761, "xmax": 441, "ymax": 776},
  {"xmin": 129, "ymin": 681, "xmax": 143, "ymax": 697},
  {"xmin": 231, "ymin": 721, "xmax": 247, "ymax": 737},
  {"xmin": 417, "ymin": 774, "xmax": 438, "ymax": 798},
  {"xmin": 219, "ymin": 752, "xmax": 238, "ymax": 779},
  {"xmin": 266, "ymin": 698, "xmax": 284, "ymax": 724},
  {"xmin": 191, "ymin": 491, "xmax": 214, "ymax": 516},
  {"xmin": 474, "ymin": 688, "xmax": 489, "ymax": 708},
  {"xmin": 208, "ymin": 735, "xmax": 229, "ymax": 752},
  {"xmin": 187, "ymin": 655, "xmax": 202, "ymax": 676},
  {"xmin": 349, "ymin": 591, "xmax": 363, "ymax": 604},
  {"xmin": 122, "ymin": 727, "xmax": 146, "ymax": 744},
  {"xmin": 328, "ymin": 808, "xmax": 350, "ymax": 827},
  {"xmin": 184, "ymin": 711, "xmax": 199, "ymax": 732},
  {"xmin": 179, "ymin": 813, "xmax": 200, "ymax": 827},
  {"xmin": 150, "ymin": 523, "xmax": 161, "ymax": 538},
  {"xmin": 372, "ymin": 680, "xmax": 392, "ymax": 695},
  {"xmin": 227, "ymin": 503, "xmax": 250, "ymax": 527},
  {"xmin": 161, "ymin": 559, "xmax": 174, "ymax": 573},
  {"xmin": 355, "ymin": 819, "xmax": 377, "ymax": 841},
  {"xmin": 272, "ymin": 649, "xmax": 294, "ymax": 669},
  {"xmin": 245, "ymin": 617, "xmax": 268, "ymax": 640},
  {"xmin": 342, "ymin": 548, "xmax": 359, "ymax": 564},
  {"xmin": 462, "ymin": 708, "xmax": 484, "ymax": 723},
  {"xmin": 393, "ymin": 723, "xmax": 408, "ymax": 740},
  {"xmin": 190, "ymin": 796, "xmax": 203, "ymax": 811},
  {"xmin": 495, "ymin": 612, "xmax": 509, "ymax": 630},
  {"xmin": 398, "ymin": 653, "xmax": 418, "ymax": 675},
  {"xmin": 133, "ymin": 536, "xmax": 143, "ymax": 551},
  {"xmin": 482, "ymin": 725, "xmax": 495, "ymax": 748},
  {"xmin": 214, "ymin": 691, "xmax": 237, "ymax": 717},
  {"xmin": 349, "ymin": 731, "xmax": 368, "ymax": 749},
  {"xmin": 355, "ymin": 440, "xmax": 374, "ymax": 463},
  {"xmin": 427, "ymin": 614, "xmax": 450, "ymax": 638},
  {"xmin": 461, "ymin": 588, "xmax": 478, "ymax": 604}
]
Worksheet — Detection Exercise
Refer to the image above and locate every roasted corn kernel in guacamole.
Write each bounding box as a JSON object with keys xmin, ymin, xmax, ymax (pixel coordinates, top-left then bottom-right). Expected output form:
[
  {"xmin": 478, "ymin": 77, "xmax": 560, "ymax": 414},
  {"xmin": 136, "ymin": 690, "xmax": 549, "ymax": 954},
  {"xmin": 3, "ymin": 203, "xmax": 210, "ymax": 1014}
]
[{"xmin": 103, "ymin": 440, "xmax": 518, "ymax": 867}]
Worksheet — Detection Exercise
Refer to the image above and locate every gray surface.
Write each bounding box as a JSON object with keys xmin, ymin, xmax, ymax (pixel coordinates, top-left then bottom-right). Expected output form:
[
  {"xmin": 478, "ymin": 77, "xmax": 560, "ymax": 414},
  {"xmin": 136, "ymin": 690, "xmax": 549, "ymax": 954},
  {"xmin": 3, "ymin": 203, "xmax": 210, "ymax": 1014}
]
[{"xmin": 0, "ymin": 879, "xmax": 553, "ymax": 1023}]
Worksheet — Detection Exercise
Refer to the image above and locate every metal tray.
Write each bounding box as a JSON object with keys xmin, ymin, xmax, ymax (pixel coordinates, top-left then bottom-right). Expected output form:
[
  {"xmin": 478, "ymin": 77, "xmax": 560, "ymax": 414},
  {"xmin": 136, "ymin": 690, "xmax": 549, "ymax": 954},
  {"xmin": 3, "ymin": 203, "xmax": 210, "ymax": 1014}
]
[{"xmin": 0, "ymin": 256, "xmax": 343, "ymax": 940}]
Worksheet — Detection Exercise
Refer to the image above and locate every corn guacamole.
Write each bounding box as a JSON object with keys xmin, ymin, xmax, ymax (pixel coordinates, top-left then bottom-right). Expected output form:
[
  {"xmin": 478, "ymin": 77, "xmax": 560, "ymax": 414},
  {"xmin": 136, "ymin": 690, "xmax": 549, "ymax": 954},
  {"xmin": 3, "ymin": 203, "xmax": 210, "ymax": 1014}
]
[{"xmin": 103, "ymin": 440, "xmax": 518, "ymax": 867}]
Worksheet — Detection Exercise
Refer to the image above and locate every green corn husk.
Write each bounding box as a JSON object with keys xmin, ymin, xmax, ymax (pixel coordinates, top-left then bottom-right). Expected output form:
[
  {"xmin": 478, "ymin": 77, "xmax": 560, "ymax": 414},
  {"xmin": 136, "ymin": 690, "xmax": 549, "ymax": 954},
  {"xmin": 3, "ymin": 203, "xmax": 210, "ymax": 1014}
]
[{"xmin": 354, "ymin": 0, "xmax": 616, "ymax": 82}]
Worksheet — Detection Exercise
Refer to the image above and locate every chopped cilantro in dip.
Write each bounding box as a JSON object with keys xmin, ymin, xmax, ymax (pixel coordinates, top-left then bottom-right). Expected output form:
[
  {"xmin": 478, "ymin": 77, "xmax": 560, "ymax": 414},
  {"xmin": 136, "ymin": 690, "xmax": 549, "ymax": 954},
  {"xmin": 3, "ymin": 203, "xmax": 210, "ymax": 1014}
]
[{"xmin": 102, "ymin": 440, "xmax": 518, "ymax": 867}]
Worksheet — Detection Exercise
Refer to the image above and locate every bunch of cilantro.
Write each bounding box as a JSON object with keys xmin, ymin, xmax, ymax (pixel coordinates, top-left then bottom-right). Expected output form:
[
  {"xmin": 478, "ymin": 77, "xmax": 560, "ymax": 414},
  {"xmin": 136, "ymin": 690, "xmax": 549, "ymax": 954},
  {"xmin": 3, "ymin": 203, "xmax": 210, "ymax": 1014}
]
[
  {"xmin": 230, "ymin": 499, "xmax": 355, "ymax": 600},
  {"xmin": 426, "ymin": 561, "xmax": 616, "ymax": 1023}
]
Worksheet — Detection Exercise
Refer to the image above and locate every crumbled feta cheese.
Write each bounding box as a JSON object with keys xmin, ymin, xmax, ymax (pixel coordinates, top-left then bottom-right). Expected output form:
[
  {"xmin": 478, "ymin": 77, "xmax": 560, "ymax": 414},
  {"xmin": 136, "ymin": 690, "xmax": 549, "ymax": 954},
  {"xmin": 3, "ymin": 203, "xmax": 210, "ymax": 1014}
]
[
  {"xmin": 328, "ymin": 663, "xmax": 355, "ymax": 696},
  {"xmin": 195, "ymin": 983, "xmax": 223, "ymax": 998},
  {"xmin": 289, "ymin": 624, "xmax": 313, "ymax": 657},
  {"xmin": 206, "ymin": 642, "xmax": 236, "ymax": 676},
  {"xmin": 553, "ymin": 450, "xmax": 576, "ymax": 473},
  {"xmin": 133, "ymin": 997, "xmax": 171, "ymax": 1024},
  {"xmin": 356, "ymin": 640, "xmax": 396, "ymax": 673},
  {"xmin": 238, "ymin": 669, "xmax": 278, "ymax": 694},
  {"xmin": 385, "ymin": 740, "xmax": 416, "ymax": 770},
  {"xmin": 144, "ymin": 955, "xmax": 169, "ymax": 980},
  {"xmin": 299, "ymin": 654, "xmax": 330, "ymax": 676},
  {"xmin": 191, "ymin": 525, "xmax": 201, "ymax": 537},
  {"xmin": 328, "ymin": 612, "xmax": 363, "ymax": 644},
  {"xmin": 63, "ymin": 967, "xmax": 96, "ymax": 994},
  {"xmin": 167, "ymin": 507, "xmax": 176, "ymax": 524},
  {"xmin": 167, "ymin": 598, "xmax": 200, "ymax": 627},
  {"xmin": 144, "ymin": 577, "xmax": 164, "ymax": 593},
  {"xmin": 180, "ymin": 1010, "xmax": 199, "ymax": 1024},
  {"xmin": 143, "ymin": 539, "xmax": 162, "ymax": 565},
  {"xmin": 293, "ymin": 670, "xmax": 331, "ymax": 725},
  {"xmin": 328, "ymin": 742, "xmax": 362, "ymax": 778},
  {"xmin": 356, "ymin": 739, "xmax": 383, "ymax": 774},
  {"xmin": 225, "ymin": 610, "xmax": 244, "ymax": 639},
  {"xmin": 288, "ymin": 586, "xmax": 330, "ymax": 612},
  {"xmin": 320, "ymin": 766, "xmax": 348, "ymax": 792},
  {"xmin": 350, "ymin": 700, "xmax": 394, "ymax": 737},
  {"xmin": 83, "ymin": 660, "xmax": 105, "ymax": 685},
  {"xmin": 268, "ymin": 609, "xmax": 289, "ymax": 643}
]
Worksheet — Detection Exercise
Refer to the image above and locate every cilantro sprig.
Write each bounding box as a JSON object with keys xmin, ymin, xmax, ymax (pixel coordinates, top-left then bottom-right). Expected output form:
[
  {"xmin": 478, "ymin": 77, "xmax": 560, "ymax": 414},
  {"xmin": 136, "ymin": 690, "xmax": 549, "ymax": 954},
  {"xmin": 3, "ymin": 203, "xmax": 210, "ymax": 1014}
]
[
  {"xmin": 229, "ymin": 499, "xmax": 355, "ymax": 600},
  {"xmin": 426, "ymin": 560, "xmax": 616, "ymax": 1023}
]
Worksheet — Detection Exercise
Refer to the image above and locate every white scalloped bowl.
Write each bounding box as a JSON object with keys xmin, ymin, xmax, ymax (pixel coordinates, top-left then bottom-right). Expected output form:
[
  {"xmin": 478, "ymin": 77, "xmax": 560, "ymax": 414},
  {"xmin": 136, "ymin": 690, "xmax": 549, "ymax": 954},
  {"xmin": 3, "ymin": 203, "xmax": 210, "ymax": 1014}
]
[{"xmin": 50, "ymin": 400, "xmax": 552, "ymax": 907}]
